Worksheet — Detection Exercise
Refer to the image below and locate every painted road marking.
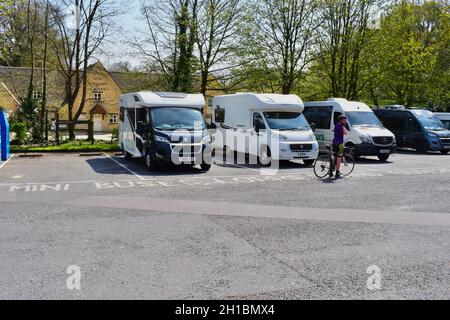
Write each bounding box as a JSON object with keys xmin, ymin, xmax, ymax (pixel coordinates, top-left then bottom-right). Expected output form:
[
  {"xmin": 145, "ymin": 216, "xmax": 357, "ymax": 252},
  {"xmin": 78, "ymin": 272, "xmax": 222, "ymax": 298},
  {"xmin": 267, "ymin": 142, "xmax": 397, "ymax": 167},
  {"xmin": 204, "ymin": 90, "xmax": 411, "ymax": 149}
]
[
  {"xmin": 103, "ymin": 153, "xmax": 145, "ymax": 180},
  {"xmin": 9, "ymin": 184, "xmax": 70, "ymax": 192},
  {"xmin": 66, "ymin": 196, "xmax": 450, "ymax": 227},
  {"xmin": 0, "ymin": 154, "xmax": 14, "ymax": 170},
  {"xmin": 3, "ymin": 167, "xmax": 450, "ymax": 193}
]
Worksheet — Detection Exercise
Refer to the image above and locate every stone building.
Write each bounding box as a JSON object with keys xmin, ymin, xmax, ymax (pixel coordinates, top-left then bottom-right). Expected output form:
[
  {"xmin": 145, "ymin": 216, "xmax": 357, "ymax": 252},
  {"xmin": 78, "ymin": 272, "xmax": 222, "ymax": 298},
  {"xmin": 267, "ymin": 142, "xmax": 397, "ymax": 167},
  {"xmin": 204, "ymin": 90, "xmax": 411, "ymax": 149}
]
[{"xmin": 0, "ymin": 61, "xmax": 225, "ymax": 133}]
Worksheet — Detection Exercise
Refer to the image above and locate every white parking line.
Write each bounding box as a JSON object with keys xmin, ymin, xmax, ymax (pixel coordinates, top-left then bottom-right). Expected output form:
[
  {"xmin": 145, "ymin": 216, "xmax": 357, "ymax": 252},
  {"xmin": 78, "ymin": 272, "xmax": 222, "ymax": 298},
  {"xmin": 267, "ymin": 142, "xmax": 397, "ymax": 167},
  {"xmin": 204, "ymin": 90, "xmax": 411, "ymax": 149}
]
[
  {"xmin": 213, "ymin": 158, "xmax": 262, "ymax": 173},
  {"xmin": 0, "ymin": 154, "xmax": 14, "ymax": 171},
  {"xmin": 103, "ymin": 153, "xmax": 146, "ymax": 180}
]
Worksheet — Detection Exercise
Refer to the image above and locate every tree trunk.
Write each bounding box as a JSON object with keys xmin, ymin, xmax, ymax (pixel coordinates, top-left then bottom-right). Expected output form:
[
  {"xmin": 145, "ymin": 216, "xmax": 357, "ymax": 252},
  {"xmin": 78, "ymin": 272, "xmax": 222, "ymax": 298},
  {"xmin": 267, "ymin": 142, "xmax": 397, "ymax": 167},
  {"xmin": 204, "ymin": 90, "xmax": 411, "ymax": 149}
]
[{"xmin": 40, "ymin": 0, "xmax": 49, "ymax": 140}]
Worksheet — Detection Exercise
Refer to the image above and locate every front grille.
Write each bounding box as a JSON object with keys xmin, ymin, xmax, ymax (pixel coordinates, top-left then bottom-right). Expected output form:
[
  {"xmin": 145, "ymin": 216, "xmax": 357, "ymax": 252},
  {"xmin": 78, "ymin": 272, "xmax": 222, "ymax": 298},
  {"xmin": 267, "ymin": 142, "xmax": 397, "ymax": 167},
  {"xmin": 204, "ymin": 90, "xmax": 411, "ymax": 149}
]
[
  {"xmin": 372, "ymin": 136, "xmax": 393, "ymax": 145},
  {"xmin": 440, "ymin": 138, "xmax": 450, "ymax": 145},
  {"xmin": 290, "ymin": 144, "xmax": 313, "ymax": 152},
  {"xmin": 171, "ymin": 144, "xmax": 202, "ymax": 155}
]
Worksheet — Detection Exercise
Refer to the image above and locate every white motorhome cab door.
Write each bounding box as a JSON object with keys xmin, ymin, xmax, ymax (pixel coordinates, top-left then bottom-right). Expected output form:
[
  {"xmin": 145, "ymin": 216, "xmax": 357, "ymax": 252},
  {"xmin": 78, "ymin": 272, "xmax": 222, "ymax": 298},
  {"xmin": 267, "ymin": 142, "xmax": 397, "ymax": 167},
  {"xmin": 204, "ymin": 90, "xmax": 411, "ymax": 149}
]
[{"xmin": 250, "ymin": 112, "xmax": 266, "ymax": 158}]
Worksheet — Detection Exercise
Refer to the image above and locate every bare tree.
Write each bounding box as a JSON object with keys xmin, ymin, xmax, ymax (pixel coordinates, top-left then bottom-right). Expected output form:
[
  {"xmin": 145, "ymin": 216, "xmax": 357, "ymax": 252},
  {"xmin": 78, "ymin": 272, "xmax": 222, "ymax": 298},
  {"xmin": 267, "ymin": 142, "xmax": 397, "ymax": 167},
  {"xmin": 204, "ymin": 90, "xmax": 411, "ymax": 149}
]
[
  {"xmin": 316, "ymin": 0, "xmax": 381, "ymax": 99},
  {"xmin": 195, "ymin": 0, "xmax": 242, "ymax": 96},
  {"xmin": 134, "ymin": 0, "xmax": 199, "ymax": 92},
  {"xmin": 250, "ymin": 0, "xmax": 320, "ymax": 94},
  {"xmin": 49, "ymin": 0, "xmax": 120, "ymax": 139}
]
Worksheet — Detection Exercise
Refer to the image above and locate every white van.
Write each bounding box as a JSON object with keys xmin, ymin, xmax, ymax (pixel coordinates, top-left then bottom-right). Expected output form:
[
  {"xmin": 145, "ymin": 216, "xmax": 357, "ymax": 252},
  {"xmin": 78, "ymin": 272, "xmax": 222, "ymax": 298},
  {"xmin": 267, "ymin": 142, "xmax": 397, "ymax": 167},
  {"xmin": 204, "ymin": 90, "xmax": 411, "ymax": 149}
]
[
  {"xmin": 303, "ymin": 98, "xmax": 396, "ymax": 161},
  {"xmin": 211, "ymin": 93, "xmax": 319, "ymax": 165},
  {"xmin": 434, "ymin": 113, "xmax": 450, "ymax": 130}
]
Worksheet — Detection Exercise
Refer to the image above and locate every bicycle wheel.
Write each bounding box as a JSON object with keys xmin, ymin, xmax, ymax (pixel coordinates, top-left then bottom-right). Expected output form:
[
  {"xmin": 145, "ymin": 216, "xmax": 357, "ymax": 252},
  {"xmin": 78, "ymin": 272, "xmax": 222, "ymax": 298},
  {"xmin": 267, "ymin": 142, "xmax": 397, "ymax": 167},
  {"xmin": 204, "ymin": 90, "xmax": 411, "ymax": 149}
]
[
  {"xmin": 340, "ymin": 153, "xmax": 355, "ymax": 176},
  {"xmin": 313, "ymin": 155, "xmax": 332, "ymax": 178}
]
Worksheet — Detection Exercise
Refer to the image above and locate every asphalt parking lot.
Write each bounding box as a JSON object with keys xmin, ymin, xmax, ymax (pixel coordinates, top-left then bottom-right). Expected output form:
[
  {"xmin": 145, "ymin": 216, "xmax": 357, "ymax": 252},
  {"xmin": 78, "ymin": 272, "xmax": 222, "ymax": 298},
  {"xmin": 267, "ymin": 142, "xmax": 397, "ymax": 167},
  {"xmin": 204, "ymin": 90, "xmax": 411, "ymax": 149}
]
[{"xmin": 0, "ymin": 152, "xmax": 449, "ymax": 299}]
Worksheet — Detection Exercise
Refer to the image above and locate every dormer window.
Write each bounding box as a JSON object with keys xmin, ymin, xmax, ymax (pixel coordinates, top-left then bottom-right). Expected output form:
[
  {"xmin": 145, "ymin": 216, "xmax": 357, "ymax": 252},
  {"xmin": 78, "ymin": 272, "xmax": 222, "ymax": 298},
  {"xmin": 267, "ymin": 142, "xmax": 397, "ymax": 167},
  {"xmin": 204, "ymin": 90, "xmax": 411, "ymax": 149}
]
[
  {"xmin": 33, "ymin": 90, "xmax": 42, "ymax": 99},
  {"xmin": 93, "ymin": 90, "xmax": 103, "ymax": 102}
]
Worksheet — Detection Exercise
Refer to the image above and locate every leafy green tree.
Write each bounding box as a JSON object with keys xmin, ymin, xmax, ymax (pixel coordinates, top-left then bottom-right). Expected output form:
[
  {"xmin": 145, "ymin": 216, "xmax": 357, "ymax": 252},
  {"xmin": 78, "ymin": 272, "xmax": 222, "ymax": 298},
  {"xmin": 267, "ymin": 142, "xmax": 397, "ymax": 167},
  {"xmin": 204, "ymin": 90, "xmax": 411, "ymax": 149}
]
[
  {"xmin": 367, "ymin": 0, "xmax": 450, "ymax": 109},
  {"xmin": 11, "ymin": 122, "xmax": 28, "ymax": 145}
]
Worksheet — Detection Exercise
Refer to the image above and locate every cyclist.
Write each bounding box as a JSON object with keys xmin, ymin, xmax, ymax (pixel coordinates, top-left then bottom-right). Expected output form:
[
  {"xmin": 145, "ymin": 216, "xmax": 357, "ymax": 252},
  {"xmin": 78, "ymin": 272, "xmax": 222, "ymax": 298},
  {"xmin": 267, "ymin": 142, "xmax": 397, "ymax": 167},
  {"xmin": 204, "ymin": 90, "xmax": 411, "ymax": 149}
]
[{"xmin": 332, "ymin": 114, "xmax": 348, "ymax": 178}]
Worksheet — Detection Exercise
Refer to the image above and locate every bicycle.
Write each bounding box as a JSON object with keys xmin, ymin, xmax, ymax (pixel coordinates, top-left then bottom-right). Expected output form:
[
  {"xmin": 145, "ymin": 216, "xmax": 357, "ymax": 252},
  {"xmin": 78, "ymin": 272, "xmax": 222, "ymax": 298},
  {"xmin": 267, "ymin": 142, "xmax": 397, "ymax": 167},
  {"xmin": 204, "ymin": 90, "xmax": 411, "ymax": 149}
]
[{"xmin": 313, "ymin": 145, "xmax": 355, "ymax": 179}]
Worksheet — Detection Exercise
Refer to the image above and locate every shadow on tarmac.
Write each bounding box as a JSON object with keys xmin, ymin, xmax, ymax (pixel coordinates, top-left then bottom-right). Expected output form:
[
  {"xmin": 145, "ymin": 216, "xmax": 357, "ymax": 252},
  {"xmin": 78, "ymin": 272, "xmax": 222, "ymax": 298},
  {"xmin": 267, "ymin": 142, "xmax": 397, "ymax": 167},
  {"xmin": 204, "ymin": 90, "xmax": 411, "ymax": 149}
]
[{"xmin": 86, "ymin": 156, "xmax": 207, "ymax": 177}]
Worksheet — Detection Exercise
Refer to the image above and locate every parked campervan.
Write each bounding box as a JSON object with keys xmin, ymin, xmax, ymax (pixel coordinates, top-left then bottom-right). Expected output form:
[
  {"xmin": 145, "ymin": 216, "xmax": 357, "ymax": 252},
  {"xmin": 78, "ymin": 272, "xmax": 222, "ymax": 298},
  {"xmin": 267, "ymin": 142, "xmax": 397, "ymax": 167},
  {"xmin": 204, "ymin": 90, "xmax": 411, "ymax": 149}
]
[
  {"xmin": 303, "ymin": 98, "xmax": 397, "ymax": 161},
  {"xmin": 119, "ymin": 91, "xmax": 212, "ymax": 171},
  {"xmin": 434, "ymin": 112, "xmax": 450, "ymax": 130},
  {"xmin": 375, "ymin": 107, "xmax": 450, "ymax": 154},
  {"xmin": 211, "ymin": 93, "xmax": 319, "ymax": 166}
]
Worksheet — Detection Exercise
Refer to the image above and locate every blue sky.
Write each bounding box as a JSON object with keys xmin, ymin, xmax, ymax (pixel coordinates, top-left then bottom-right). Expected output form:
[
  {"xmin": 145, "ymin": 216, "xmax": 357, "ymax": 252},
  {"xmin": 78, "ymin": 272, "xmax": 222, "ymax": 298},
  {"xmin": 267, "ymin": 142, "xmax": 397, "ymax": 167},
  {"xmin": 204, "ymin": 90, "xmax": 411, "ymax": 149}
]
[{"xmin": 95, "ymin": 0, "xmax": 146, "ymax": 69}]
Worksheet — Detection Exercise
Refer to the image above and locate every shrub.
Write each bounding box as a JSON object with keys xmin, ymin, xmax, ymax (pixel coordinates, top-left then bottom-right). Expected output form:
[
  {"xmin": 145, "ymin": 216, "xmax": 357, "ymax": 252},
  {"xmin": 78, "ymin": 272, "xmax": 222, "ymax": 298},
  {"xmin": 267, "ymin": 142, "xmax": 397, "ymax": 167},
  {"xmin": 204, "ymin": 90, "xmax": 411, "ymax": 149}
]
[
  {"xmin": 111, "ymin": 127, "xmax": 119, "ymax": 142},
  {"xmin": 11, "ymin": 122, "xmax": 28, "ymax": 146}
]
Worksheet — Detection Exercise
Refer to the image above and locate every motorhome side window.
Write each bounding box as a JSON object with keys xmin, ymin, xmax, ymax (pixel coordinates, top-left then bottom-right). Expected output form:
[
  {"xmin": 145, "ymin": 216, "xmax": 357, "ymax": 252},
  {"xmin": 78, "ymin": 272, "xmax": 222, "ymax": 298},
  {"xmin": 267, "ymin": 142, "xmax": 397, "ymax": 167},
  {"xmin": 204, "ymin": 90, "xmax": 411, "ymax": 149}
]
[
  {"xmin": 215, "ymin": 106, "xmax": 225, "ymax": 123},
  {"xmin": 137, "ymin": 108, "xmax": 147, "ymax": 124},
  {"xmin": 303, "ymin": 106, "xmax": 333, "ymax": 129},
  {"xmin": 253, "ymin": 113, "xmax": 265, "ymax": 129}
]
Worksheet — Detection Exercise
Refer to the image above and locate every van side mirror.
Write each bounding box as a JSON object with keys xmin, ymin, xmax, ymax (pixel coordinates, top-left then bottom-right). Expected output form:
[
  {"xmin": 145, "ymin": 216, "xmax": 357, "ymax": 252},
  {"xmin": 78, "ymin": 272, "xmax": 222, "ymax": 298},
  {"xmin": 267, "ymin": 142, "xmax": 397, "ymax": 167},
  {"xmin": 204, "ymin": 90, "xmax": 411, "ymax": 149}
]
[{"xmin": 310, "ymin": 123, "xmax": 316, "ymax": 132}]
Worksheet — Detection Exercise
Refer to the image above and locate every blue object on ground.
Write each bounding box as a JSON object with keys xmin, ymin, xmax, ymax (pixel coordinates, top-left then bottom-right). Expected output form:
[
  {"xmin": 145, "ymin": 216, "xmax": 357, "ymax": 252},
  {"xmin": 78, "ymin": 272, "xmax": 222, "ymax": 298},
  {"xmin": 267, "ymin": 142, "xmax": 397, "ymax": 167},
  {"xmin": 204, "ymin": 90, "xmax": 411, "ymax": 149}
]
[{"xmin": 0, "ymin": 110, "xmax": 10, "ymax": 161}]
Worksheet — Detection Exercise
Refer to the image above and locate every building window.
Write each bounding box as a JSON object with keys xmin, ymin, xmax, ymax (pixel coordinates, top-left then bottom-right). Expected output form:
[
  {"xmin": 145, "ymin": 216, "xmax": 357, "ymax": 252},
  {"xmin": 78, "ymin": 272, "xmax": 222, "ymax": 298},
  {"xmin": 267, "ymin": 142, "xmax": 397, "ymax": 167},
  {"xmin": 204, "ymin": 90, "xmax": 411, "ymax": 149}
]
[
  {"xmin": 109, "ymin": 114, "xmax": 118, "ymax": 123},
  {"xmin": 93, "ymin": 90, "xmax": 103, "ymax": 102},
  {"xmin": 33, "ymin": 90, "xmax": 42, "ymax": 99}
]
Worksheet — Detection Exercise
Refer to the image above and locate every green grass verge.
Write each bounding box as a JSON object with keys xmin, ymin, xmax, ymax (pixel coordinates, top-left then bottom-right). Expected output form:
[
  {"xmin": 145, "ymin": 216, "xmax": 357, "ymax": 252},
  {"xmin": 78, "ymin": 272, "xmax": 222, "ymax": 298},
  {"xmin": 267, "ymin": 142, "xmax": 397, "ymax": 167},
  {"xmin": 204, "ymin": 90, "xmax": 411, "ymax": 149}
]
[{"xmin": 11, "ymin": 141, "xmax": 120, "ymax": 153}]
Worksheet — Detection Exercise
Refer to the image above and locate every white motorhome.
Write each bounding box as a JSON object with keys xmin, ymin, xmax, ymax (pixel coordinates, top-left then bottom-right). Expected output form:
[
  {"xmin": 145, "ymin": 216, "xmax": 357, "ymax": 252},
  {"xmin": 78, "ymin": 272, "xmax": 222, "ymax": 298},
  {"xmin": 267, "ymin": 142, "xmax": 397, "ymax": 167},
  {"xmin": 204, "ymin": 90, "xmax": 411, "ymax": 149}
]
[
  {"xmin": 119, "ymin": 91, "xmax": 212, "ymax": 171},
  {"xmin": 303, "ymin": 98, "xmax": 397, "ymax": 161},
  {"xmin": 211, "ymin": 93, "xmax": 319, "ymax": 165},
  {"xmin": 434, "ymin": 113, "xmax": 450, "ymax": 130}
]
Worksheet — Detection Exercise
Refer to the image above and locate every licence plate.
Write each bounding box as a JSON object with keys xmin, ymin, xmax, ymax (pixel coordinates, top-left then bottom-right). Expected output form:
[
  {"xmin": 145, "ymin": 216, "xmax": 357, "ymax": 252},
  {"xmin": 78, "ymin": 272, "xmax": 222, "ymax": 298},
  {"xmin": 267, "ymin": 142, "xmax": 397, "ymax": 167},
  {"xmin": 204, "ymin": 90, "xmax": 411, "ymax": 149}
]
[
  {"xmin": 180, "ymin": 157, "xmax": 194, "ymax": 162},
  {"xmin": 380, "ymin": 149, "xmax": 390, "ymax": 154}
]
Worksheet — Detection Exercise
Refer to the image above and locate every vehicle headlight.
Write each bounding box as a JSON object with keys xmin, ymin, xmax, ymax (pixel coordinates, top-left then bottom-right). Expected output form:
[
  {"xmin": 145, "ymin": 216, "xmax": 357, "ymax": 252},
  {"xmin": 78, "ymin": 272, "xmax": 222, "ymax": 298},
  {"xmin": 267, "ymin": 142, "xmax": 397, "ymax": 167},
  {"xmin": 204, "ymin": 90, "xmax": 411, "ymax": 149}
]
[
  {"xmin": 392, "ymin": 136, "xmax": 396, "ymax": 144},
  {"xmin": 308, "ymin": 133, "xmax": 316, "ymax": 140},
  {"xmin": 360, "ymin": 136, "xmax": 371, "ymax": 144},
  {"xmin": 155, "ymin": 135, "xmax": 170, "ymax": 143},
  {"xmin": 202, "ymin": 135, "xmax": 212, "ymax": 143},
  {"xmin": 427, "ymin": 132, "xmax": 438, "ymax": 138},
  {"xmin": 271, "ymin": 133, "xmax": 288, "ymax": 140}
]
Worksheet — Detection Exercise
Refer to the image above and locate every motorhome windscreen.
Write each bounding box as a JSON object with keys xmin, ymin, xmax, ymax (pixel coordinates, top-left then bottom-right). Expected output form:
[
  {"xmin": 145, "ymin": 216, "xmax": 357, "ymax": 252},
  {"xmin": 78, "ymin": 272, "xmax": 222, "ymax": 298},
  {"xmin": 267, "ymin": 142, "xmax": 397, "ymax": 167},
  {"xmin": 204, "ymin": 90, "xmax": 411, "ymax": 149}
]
[
  {"xmin": 346, "ymin": 112, "xmax": 382, "ymax": 127},
  {"xmin": 263, "ymin": 112, "xmax": 310, "ymax": 131},
  {"xmin": 416, "ymin": 116, "xmax": 447, "ymax": 131},
  {"xmin": 150, "ymin": 107, "xmax": 205, "ymax": 131}
]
